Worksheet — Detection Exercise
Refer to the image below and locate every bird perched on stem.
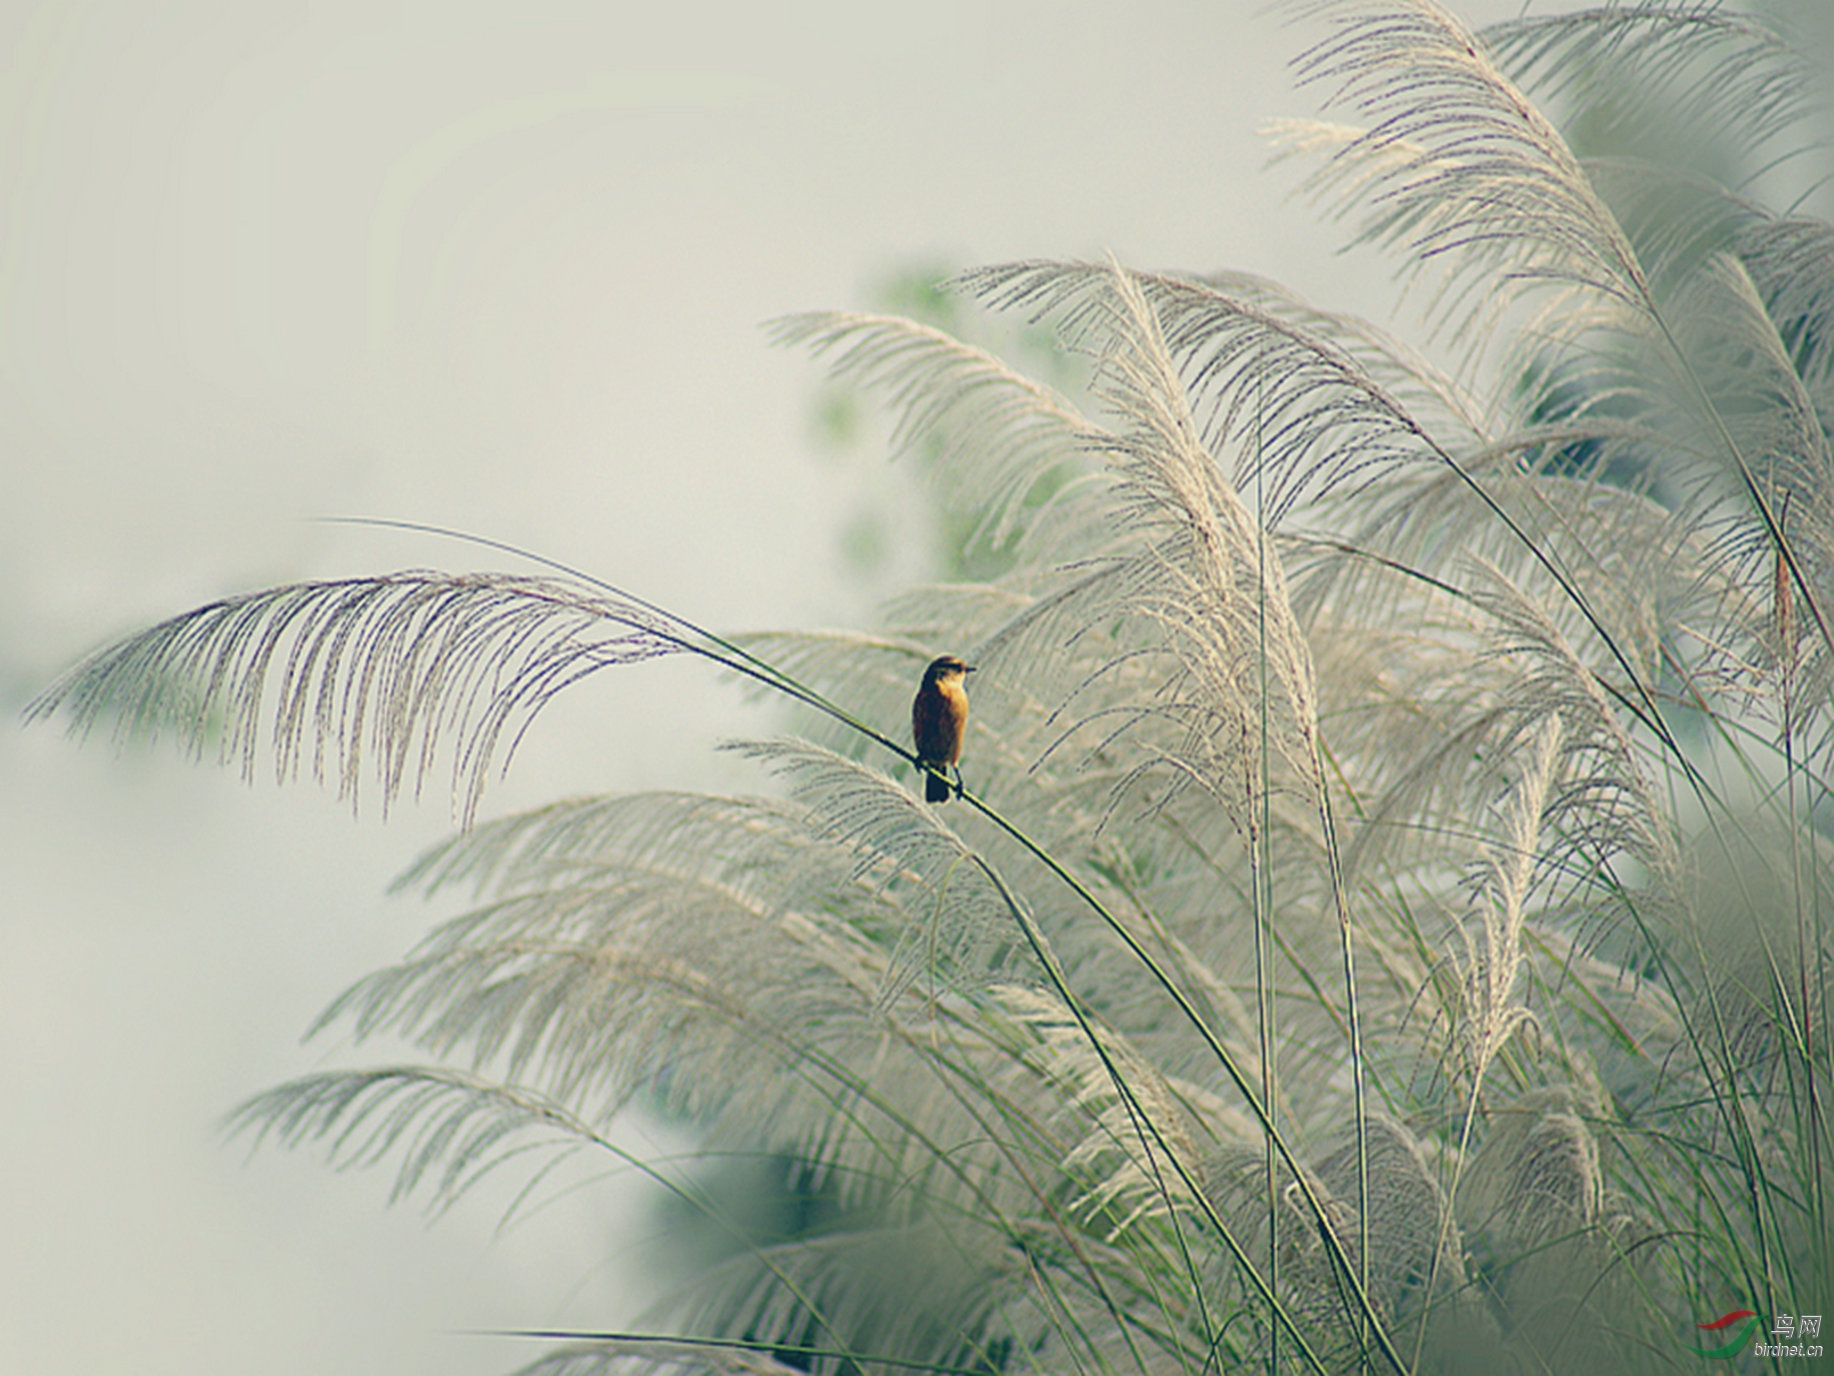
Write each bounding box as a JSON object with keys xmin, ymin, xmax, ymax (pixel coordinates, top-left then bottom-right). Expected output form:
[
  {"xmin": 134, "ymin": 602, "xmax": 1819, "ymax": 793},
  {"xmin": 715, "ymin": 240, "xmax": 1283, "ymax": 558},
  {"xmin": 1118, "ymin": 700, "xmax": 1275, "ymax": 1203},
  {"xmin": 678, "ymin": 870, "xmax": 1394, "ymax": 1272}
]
[{"xmin": 912, "ymin": 655, "xmax": 974, "ymax": 803}]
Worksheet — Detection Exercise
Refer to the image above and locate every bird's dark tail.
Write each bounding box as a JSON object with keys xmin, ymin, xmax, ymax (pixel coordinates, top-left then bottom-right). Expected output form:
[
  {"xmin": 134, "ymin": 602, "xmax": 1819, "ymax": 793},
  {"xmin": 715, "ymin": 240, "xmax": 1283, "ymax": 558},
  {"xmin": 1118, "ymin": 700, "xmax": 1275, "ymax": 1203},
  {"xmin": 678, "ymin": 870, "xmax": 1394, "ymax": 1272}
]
[{"xmin": 925, "ymin": 768, "xmax": 951, "ymax": 803}]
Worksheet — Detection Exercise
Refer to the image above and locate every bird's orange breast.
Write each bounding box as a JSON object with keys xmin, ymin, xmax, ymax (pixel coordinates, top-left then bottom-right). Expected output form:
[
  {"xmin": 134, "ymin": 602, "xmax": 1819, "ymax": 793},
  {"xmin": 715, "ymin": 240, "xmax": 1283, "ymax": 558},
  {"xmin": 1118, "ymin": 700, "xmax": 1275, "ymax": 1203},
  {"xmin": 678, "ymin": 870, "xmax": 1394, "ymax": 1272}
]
[{"xmin": 913, "ymin": 680, "xmax": 968, "ymax": 764}]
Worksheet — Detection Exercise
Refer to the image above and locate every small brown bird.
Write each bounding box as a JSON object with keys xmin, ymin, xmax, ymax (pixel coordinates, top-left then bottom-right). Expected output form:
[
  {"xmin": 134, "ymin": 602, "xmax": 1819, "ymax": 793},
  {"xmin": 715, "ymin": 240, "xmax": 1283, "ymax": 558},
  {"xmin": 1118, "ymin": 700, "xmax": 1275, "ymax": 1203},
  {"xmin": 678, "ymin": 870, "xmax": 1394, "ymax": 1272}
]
[{"xmin": 912, "ymin": 654, "xmax": 975, "ymax": 802}]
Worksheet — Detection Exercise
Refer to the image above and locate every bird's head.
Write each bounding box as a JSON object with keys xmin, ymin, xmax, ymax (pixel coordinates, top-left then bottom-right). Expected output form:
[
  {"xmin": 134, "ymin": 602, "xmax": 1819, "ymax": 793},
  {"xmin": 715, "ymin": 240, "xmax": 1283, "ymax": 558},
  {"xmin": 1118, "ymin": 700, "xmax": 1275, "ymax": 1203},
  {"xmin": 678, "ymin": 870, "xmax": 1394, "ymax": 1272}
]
[{"xmin": 923, "ymin": 655, "xmax": 975, "ymax": 686}]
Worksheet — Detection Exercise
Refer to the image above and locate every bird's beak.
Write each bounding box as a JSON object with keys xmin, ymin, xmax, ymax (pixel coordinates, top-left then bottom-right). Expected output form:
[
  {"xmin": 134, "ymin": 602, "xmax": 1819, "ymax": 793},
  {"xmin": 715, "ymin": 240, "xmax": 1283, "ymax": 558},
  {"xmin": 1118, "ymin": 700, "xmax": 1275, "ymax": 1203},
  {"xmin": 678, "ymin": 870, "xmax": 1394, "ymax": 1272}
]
[{"xmin": 965, "ymin": 665, "xmax": 978, "ymax": 674}]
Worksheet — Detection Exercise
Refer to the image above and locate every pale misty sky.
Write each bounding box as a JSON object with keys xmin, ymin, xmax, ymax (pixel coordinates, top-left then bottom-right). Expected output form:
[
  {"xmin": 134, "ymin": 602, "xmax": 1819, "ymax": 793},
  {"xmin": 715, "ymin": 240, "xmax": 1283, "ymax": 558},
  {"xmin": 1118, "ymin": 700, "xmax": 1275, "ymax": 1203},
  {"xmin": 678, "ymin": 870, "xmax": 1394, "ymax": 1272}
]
[{"xmin": 0, "ymin": 0, "xmax": 1622, "ymax": 1371}]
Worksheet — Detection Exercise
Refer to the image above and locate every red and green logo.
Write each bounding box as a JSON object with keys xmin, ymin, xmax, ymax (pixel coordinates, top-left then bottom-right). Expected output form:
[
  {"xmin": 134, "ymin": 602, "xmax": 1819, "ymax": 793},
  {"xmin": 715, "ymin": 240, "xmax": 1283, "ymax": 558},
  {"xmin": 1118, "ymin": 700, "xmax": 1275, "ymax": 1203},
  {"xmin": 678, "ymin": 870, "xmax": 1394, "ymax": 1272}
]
[{"xmin": 1684, "ymin": 1309, "xmax": 1758, "ymax": 1358}]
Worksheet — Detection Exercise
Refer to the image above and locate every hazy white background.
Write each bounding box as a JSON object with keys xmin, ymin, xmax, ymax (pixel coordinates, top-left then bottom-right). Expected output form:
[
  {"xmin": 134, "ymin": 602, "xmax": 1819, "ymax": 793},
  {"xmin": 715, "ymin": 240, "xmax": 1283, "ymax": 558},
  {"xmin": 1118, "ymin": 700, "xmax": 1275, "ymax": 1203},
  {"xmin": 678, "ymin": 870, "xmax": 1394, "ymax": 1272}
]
[{"xmin": 0, "ymin": 0, "xmax": 1540, "ymax": 1370}]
